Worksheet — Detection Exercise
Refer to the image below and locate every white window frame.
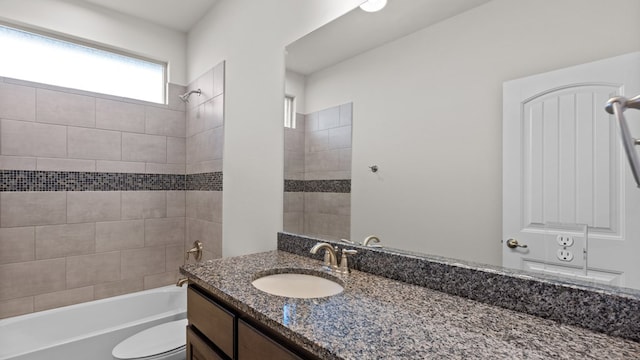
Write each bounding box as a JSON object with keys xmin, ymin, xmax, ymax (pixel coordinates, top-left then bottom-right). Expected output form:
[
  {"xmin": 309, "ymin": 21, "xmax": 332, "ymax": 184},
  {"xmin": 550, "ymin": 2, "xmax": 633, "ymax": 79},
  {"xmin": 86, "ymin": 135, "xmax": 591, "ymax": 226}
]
[
  {"xmin": 0, "ymin": 22, "xmax": 167, "ymax": 104},
  {"xmin": 284, "ymin": 95, "xmax": 296, "ymax": 128}
]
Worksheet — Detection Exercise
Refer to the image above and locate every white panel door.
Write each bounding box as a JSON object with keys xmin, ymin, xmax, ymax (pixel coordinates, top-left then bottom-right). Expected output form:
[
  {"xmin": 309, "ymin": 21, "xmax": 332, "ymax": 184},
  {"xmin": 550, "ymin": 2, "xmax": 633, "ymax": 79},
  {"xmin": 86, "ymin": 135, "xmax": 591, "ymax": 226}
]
[{"xmin": 503, "ymin": 52, "xmax": 640, "ymax": 289}]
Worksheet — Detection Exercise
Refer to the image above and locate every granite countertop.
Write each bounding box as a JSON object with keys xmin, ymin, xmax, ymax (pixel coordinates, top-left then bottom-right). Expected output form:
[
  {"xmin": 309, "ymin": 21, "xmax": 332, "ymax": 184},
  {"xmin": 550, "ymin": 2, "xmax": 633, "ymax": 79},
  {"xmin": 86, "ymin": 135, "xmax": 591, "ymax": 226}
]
[{"xmin": 181, "ymin": 250, "xmax": 640, "ymax": 360}]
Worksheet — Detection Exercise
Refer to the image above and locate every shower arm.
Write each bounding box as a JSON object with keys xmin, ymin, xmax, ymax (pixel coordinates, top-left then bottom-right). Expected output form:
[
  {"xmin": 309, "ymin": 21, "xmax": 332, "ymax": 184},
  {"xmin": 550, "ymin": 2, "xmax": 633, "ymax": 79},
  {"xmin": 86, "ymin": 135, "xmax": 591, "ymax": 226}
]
[{"xmin": 605, "ymin": 95, "xmax": 640, "ymax": 188}]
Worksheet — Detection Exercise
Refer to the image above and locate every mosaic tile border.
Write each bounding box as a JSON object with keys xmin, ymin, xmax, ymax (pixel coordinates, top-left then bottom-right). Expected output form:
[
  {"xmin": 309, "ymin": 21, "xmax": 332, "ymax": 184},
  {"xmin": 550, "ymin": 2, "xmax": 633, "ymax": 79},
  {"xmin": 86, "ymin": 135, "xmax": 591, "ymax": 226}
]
[
  {"xmin": 186, "ymin": 172, "xmax": 223, "ymax": 191},
  {"xmin": 284, "ymin": 179, "xmax": 350, "ymax": 193},
  {"xmin": 0, "ymin": 170, "xmax": 222, "ymax": 191},
  {"xmin": 278, "ymin": 232, "xmax": 640, "ymax": 342}
]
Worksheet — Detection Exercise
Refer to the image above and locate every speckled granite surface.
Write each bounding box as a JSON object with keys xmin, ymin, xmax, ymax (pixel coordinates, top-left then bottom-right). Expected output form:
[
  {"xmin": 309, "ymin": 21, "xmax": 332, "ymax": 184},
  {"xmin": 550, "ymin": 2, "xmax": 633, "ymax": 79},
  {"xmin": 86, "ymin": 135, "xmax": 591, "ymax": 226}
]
[
  {"xmin": 278, "ymin": 232, "xmax": 640, "ymax": 343},
  {"xmin": 181, "ymin": 251, "xmax": 640, "ymax": 360}
]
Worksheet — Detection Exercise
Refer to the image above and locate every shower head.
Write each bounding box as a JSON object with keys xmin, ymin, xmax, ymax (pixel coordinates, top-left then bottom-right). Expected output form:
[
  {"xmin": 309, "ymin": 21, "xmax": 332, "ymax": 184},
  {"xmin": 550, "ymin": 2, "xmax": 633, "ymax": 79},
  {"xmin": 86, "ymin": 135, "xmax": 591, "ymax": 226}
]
[{"xmin": 178, "ymin": 89, "xmax": 202, "ymax": 103}]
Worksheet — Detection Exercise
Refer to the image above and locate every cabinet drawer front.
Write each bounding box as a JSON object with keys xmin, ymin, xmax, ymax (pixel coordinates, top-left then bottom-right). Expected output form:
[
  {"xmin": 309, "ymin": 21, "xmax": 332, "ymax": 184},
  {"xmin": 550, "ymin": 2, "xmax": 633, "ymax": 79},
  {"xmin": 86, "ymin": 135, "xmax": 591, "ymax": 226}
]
[
  {"xmin": 187, "ymin": 326, "xmax": 225, "ymax": 360},
  {"xmin": 237, "ymin": 320, "xmax": 303, "ymax": 360},
  {"xmin": 187, "ymin": 287, "xmax": 235, "ymax": 358}
]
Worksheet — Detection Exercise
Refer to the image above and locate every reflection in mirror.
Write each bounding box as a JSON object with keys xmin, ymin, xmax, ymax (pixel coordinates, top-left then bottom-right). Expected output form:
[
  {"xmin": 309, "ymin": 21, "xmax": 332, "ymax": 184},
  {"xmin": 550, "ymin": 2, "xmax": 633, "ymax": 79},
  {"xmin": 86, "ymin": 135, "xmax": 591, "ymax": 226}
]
[
  {"xmin": 283, "ymin": 96, "xmax": 352, "ymax": 240},
  {"xmin": 284, "ymin": 0, "xmax": 640, "ymax": 290}
]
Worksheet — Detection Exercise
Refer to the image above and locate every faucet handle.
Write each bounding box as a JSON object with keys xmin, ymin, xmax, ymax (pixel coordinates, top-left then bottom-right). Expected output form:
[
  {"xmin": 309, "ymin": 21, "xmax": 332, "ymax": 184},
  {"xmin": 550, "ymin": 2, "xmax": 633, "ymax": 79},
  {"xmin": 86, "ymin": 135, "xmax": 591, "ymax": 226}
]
[
  {"xmin": 186, "ymin": 240, "xmax": 203, "ymax": 261},
  {"xmin": 339, "ymin": 249, "xmax": 358, "ymax": 274}
]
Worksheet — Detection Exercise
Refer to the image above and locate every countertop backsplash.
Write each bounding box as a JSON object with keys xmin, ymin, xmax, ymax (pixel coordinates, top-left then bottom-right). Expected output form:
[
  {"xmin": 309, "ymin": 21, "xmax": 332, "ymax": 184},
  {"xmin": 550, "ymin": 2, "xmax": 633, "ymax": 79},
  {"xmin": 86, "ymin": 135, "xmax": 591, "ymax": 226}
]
[{"xmin": 277, "ymin": 232, "xmax": 640, "ymax": 342}]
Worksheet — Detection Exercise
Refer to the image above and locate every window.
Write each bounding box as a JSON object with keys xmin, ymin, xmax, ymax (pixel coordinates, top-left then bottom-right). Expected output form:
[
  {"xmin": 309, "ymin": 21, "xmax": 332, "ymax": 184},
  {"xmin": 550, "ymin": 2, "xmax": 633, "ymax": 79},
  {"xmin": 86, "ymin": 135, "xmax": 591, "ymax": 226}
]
[
  {"xmin": 284, "ymin": 95, "xmax": 296, "ymax": 128},
  {"xmin": 0, "ymin": 24, "xmax": 166, "ymax": 104}
]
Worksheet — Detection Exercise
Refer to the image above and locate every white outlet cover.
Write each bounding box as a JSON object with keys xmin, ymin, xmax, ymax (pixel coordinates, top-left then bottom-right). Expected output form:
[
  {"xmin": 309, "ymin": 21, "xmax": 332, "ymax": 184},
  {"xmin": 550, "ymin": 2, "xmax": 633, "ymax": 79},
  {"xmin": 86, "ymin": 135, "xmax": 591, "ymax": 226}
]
[
  {"xmin": 557, "ymin": 249, "xmax": 574, "ymax": 261},
  {"xmin": 556, "ymin": 234, "xmax": 574, "ymax": 247}
]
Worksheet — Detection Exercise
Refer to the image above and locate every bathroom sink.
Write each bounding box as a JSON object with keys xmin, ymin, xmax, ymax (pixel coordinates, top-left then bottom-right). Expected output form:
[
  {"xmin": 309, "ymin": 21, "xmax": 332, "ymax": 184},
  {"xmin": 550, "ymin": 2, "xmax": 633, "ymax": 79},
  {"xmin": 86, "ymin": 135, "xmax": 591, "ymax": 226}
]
[{"xmin": 251, "ymin": 273, "xmax": 343, "ymax": 298}]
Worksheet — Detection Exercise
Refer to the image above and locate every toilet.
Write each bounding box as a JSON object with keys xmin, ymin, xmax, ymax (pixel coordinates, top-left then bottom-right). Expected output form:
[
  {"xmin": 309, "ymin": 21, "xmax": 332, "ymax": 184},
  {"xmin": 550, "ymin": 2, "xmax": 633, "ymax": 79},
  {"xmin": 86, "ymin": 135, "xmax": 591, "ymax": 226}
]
[{"xmin": 112, "ymin": 319, "xmax": 188, "ymax": 360}]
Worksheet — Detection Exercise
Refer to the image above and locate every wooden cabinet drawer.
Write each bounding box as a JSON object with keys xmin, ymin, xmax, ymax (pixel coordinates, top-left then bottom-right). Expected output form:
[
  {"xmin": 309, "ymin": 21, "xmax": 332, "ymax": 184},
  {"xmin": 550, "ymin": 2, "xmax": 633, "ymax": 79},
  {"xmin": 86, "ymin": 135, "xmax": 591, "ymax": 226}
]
[
  {"xmin": 237, "ymin": 319, "xmax": 303, "ymax": 360},
  {"xmin": 187, "ymin": 286, "xmax": 235, "ymax": 359},
  {"xmin": 186, "ymin": 326, "xmax": 225, "ymax": 360}
]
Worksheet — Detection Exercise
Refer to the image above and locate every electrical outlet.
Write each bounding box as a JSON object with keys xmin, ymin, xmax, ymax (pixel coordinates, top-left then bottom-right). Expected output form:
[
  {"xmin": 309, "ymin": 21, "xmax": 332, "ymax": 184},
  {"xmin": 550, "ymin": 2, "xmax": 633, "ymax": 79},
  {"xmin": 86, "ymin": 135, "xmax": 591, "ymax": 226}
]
[
  {"xmin": 557, "ymin": 249, "xmax": 574, "ymax": 261},
  {"xmin": 556, "ymin": 234, "xmax": 574, "ymax": 247}
]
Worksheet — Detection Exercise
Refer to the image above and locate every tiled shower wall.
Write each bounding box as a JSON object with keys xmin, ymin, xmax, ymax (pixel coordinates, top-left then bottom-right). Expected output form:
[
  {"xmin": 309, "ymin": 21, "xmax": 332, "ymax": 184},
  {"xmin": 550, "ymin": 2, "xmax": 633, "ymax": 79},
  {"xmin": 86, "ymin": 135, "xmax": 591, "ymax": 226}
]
[
  {"xmin": 284, "ymin": 103, "xmax": 351, "ymax": 240},
  {"xmin": 185, "ymin": 62, "xmax": 224, "ymax": 262},
  {"xmin": 0, "ymin": 61, "xmax": 224, "ymax": 319}
]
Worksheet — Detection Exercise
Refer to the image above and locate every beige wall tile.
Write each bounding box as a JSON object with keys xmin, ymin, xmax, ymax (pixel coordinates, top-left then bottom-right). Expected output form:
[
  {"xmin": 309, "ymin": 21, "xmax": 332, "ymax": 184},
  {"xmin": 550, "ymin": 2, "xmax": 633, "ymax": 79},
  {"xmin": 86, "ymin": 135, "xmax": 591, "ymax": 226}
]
[
  {"xmin": 305, "ymin": 113, "xmax": 318, "ymax": 132},
  {"xmin": 67, "ymin": 191, "xmax": 120, "ymax": 223},
  {"xmin": 145, "ymin": 106, "xmax": 185, "ymax": 137},
  {"xmin": 339, "ymin": 148, "xmax": 352, "ymax": 172},
  {"xmin": 0, "ymin": 296, "xmax": 34, "ymax": 319},
  {"xmin": 121, "ymin": 246, "xmax": 165, "ymax": 279},
  {"xmin": 306, "ymin": 130, "xmax": 329, "ymax": 153},
  {"xmin": 203, "ymin": 95, "xmax": 224, "ymax": 131},
  {"xmin": 167, "ymin": 191, "xmax": 186, "ymax": 217},
  {"xmin": 145, "ymin": 217, "xmax": 185, "ymax": 246},
  {"xmin": 304, "ymin": 193, "xmax": 350, "ymax": 216},
  {"xmin": 1, "ymin": 192, "xmax": 66, "ymax": 227},
  {"xmin": 0, "ymin": 82, "xmax": 36, "ymax": 121},
  {"xmin": 122, "ymin": 133, "xmax": 166, "ymax": 163},
  {"xmin": 144, "ymin": 271, "xmax": 179, "ymax": 290},
  {"xmin": 186, "ymin": 191, "xmax": 220, "ymax": 222},
  {"xmin": 145, "ymin": 163, "xmax": 185, "ymax": 174},
  {"xmin": 191, "ymin": 68, "xmax": 214, "ymax": 105},
  {"xmin": 34, "ymin": 286, "xmax": 94, "ymax": 312},
  {"xmin": 94, "ymin": 278, "xmax": 143, "ymax": 300},
  {"xmin": 318, "ymin": 106, "xmax": 340, "ymax": 130},
  {"xmin": 36, "ymin": 158, "xmax": 96, "ymax": 172},
  {"xmin": 186, "ymin": 159, "xmax": 222, "ymax": 174},
  {"xmin": 186, "ymin": 218, "xmax": 221, "ymax": 260},
  {"xmin": 283, "ymin": 212, "xmax": 304, "ymax": 234},
  {"xmin": 0, "ymin": 227, "xmax": 35, "ymax": 265},
  {"xmin": 68, "ymin": 127, "xmax": 121, "ymax": 160},
  {"xmin": 0, "ymin": 156, "xmax": 36, "ymax": 170},
  {"xmin": 186, "ymin": 105, "xmax": 204, "ymax": 137},
  {"xmin": 213, "ymin": 62, "xmax": 225, "ymax": 98},
  {"xmin": 167, "ymin": 137, "xmax": 186, "ymax": 164},
  {"xmin": 37, "ymin": 88, "xmax": 95, "ymax": 127},
  {"xmin": 1, "ymin": 119, "xmax": 67, "ymax": 158},
  {"xmin": 167, "ymin": 83, "xmax": 187, "ymax": 112},
  {"xmin": 121, "ymin": 191, "xmax": 166, "ymax": 219},
  {"xmin": 339, "ymin": 103, "xmax": 352, "ymax": 126},
  {"xmin": 35, "ymin": 223, "xmax": 95, "ymax": 259},
  {"xmin": 166, "ymin": 244, "xmax": 185, "ymax": 273},
  {"xmin": 283, "ymin": 192, "xmax": 304, "ymax": 212},
  {"xmin": 328, "ymin": 125, "xmax": 352, "ymax": 149},
  {"xmin": 304, "ymin": 171, "xmax": 351, "ymax": 181},
  {"xmin": 305, "ymin": 150, "xmax": 341, "ymax": 174},
  {"xmin": 96, "ymin": 98, "xmax": 145, "ymax": 133},
  {"xmin": 95, "ymin": 220, "xmax": 144, "ymax": 252},
  {"xmin": 186, "ymin": 128, "xmax": 223, "ymax": 164},
  {"xmin": 66, "ymin": 251, "xmax": 120, "ymax": 288},
  {"xmin": 285, "ymin": 151, "xmax": 305, "ymax": 178},
  {"xmin": 0, "ymin": 258, "xmax": 66, "ymax": 301},
  {"xmin": 304, "ymin": 213, "xmax": 350, "ymax": 240},
  {"xmin": 96, "ymin": 160, "xmax": 146, "ymax": 173}
]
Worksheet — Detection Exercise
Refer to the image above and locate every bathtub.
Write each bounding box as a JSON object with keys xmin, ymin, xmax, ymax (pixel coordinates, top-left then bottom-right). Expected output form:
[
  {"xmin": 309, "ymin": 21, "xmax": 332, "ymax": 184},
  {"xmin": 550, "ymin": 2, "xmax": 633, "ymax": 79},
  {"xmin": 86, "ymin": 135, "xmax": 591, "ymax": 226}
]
[{"xmin": 0, "ymin": 285, "xmax": 186, "ymax": 360}]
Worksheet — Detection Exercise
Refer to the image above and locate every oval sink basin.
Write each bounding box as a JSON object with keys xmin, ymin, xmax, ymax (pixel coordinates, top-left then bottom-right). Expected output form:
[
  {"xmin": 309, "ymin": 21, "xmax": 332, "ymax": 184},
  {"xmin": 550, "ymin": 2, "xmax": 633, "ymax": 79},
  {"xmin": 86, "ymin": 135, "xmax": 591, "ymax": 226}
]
[{"xmin": 252, "ymin": 273, "xmax": 343, "ymax": 299}]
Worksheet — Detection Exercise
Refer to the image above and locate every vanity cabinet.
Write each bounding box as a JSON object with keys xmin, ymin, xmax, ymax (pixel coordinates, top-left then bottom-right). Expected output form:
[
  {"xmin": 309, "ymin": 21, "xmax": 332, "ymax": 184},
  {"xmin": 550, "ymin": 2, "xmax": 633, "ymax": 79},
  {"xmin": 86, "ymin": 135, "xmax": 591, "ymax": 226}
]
[{"xmin": 186, "ymin": 285, "xmax": 316, "ymax": 360}]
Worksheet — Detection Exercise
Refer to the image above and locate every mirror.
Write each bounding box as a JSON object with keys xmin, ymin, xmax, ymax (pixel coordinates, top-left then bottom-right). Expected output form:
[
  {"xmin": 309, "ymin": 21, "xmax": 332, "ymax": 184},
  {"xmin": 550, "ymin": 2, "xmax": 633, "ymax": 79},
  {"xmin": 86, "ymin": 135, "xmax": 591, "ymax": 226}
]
[{"xmin": 284, "ymin": 0, "xmax": 640, "ymax": 290}]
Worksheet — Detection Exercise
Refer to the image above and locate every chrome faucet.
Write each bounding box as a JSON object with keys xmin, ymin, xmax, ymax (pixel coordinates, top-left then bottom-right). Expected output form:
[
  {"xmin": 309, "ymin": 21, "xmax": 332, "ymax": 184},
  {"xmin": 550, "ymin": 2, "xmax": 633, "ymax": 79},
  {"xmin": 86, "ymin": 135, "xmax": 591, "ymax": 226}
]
[
  {"xmin": 310, "ymin": 242, "xmax": 338, "ymax": 270},
  {"xmin": 176, "ymin": 278, "xmax": 189, "ymax": 287},
  {"xmin": 363, "ymin": 235, "xmax": 382, "ymax": 247},
  {"xmin": 338, "ymin": 249, "xmax": 358, "ymax": 274}
]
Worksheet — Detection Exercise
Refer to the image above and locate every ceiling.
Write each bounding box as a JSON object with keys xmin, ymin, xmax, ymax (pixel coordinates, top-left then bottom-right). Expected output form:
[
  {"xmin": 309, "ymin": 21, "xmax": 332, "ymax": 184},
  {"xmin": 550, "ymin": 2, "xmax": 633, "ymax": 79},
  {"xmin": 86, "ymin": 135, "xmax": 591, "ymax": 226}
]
[
  {"xmin": 286, "ymin": 0, "xmax": 492, "ymax": 75},
  {"xmin": 80, "ymin": 0, "xmax": 218, "ymax": 32}
]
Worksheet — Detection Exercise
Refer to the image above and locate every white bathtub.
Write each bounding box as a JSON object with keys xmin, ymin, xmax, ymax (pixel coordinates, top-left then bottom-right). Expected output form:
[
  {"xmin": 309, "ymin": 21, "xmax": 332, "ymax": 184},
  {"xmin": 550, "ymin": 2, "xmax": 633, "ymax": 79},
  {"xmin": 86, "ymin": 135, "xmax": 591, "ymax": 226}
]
[{"xmin": 0, "ymin": 285, "xmax": 187, "ymax": 360}]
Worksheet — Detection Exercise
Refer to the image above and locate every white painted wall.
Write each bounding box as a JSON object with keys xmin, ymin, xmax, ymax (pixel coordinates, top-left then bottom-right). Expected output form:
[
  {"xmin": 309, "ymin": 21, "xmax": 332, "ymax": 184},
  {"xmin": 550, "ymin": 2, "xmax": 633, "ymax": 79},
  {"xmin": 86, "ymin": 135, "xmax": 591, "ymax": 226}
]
[
  {"xmin": 303, "ymin": 0, "xmax": 640, "ymax": 266},
  {"xmin": 285, "ymin": 70, "xmax": 306, "ymax": 114},
  {"xmin": 188, "ymin": 0, "xmax": 361, "ymax": 257},
  {"xmin": 0, "ymin": 0, "xmax": 187, "ymax": 85}
]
